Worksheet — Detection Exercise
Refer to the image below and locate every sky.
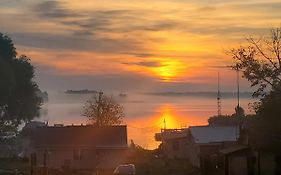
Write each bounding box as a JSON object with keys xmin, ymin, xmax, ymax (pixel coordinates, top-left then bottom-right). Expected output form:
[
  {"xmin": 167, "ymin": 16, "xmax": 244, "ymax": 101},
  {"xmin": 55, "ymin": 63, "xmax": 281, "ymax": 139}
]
[{"xmin": 1, "ymin": 0, "xmax": 281, "ymax": 92}]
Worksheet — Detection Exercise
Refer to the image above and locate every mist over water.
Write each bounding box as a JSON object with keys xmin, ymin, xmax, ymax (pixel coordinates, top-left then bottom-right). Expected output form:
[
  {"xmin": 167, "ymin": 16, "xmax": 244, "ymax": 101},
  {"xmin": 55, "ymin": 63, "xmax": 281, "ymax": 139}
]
[{"xmin": 39, "ymin": 91, "xmax": 254, "ymax": 149}]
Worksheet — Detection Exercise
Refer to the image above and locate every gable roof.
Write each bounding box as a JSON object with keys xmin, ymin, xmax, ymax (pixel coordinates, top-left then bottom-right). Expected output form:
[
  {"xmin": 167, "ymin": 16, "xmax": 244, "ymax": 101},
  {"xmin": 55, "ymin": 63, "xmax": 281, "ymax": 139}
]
[
  {"xmin": 29, "ymin": 125, "xmax": 127, "ymax": 148},
  {"xmin": 189, "ymin": 126, "xmax": 239, "ymax": 144}
]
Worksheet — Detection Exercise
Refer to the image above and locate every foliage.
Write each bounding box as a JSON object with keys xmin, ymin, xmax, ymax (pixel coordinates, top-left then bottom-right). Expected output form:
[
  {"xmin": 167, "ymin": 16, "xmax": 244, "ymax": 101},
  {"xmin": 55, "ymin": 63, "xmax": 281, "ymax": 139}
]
[
  {"xmin": 127, "ymin": 145, "xmax": 200, "ymax": 175},
  {"xmin": 230, "ymin": 28, "xmax": 281, "ymax": 157},
  {"xmin": 250, "ymin": 84, "xmax": 281, "ymax": 154},
  {"xmin": 208, "ymin": 115, "xmax": 240, "ymax": 126},
  {"xmin": 208, "ymin": 105, "xmax": 246, "ymax": 126},
  {"xmin": 83, "ymin": 91, "xmax": 124, "ymax": 126},
  {"xmin": 230, "ymin": 27, "xmax": 281, "ymax": 99},
  {"xmin": 0, "ymin": 33, "xmax": 42, "ymax": 139}
]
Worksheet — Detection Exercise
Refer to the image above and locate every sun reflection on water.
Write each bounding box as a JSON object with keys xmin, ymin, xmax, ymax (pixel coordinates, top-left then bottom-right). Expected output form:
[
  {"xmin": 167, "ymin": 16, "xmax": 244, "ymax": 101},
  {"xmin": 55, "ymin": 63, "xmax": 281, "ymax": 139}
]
[{"xmin": 126, "ymin": 104, "xmax": 191, "ymax": 149}]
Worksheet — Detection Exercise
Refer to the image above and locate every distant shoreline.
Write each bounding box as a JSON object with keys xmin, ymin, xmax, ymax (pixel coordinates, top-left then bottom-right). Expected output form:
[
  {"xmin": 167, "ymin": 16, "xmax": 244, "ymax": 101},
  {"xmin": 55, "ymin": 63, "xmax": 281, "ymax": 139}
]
[
  {"xmin": 144, "ymin": 91, "xmax": 253, "ymax": 98},
  {"xmin": 65, "ymin": 89, "xmax": 98, "ymax": 94}
]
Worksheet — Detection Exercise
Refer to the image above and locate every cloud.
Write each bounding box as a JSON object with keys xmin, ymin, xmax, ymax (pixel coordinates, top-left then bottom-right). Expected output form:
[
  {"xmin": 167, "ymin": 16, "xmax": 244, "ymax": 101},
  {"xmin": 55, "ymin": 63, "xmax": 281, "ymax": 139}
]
[
  {"xmin": 33, "ymin": 0, "xmax": 81, "ymax": 19},
  {"xmin": 123, "ymin": 61, "xmax": 163, "ymax": 68},
  {"xmin": 8, "ymin": 32, "xmax": 143, "ymax": 53},
  {"xmin": 197, "ymin": 6, "xmax": 216, "ymax": 12}
]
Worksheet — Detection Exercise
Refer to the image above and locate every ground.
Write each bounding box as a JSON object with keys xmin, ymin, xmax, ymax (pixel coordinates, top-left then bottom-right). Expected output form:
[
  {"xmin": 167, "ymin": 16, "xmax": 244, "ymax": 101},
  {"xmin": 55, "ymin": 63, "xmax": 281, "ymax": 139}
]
[{"xmin": 126, "ymin": 146, "xmax": 200, "ymax": 175}]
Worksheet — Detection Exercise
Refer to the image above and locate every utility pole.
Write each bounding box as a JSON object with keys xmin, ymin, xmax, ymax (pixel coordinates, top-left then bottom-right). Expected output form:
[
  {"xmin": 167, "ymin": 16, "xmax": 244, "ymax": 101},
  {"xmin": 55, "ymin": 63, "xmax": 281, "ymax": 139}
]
[
  {"xmin": 97, "ymin": 91, "xmax": 103, "ymax": 126},
  {"xmin": 163, "ymin": 117, "xmax": 166, "ymax": 130},
  {"xmin": 217, "ymin": 72, "xmax": 222, "ymax": 116}
]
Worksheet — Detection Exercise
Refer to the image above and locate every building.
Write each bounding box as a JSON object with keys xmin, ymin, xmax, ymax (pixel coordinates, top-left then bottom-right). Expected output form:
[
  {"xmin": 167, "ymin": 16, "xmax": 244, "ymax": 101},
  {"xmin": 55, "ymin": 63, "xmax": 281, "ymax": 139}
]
[
  {"xmin": 220, "ymin": 145, "xmax": 255, "ymax": 175},
  {"xmin": 22, "ymin": 124, "xmax": 128, "ymax": 173},
  {"xmin": 156, "ymin": 126, "xmax": 240, "ymax": 168},
  {"xmin": 155, "ymin": 128, "xmax": 189, "ymax": 159},
  {"xmin": 187, "ymin": 126, "xmax": 239, "ymax": 168}
]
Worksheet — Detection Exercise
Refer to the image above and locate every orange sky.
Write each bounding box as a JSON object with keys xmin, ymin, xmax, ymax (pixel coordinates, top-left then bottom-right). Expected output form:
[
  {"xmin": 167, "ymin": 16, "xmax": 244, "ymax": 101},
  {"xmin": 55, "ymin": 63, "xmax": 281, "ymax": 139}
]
[{"xmin": 1, "ymin": 0, "xmax": 281, "ymax": 91}]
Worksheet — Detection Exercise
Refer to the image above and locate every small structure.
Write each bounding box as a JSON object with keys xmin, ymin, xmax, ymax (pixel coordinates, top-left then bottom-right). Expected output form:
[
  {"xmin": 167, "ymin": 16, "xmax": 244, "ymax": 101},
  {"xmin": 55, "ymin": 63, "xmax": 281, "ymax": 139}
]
[
  {"xmin": 187, "ymin": 126, "xmax": 239, "ymax": 168},
  {"xmin": 22, "ymin": 124, "xmax": 128, "ymax": 174},
  {"xmin": 156, "ymin": 126, "xmax": 240, "ymax": 169},
  {"xmin": 155, "ymin": 128, "xmax": 189, "ymax": 159},
  {"xmin": 220, "ymin": 145, "xmax": 255, "ymax": 175}
]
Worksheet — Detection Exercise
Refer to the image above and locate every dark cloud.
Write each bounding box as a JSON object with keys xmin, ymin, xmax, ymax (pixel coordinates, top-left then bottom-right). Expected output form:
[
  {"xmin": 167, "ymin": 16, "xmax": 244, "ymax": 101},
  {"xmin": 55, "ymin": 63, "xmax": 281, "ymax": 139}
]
[
  {"xmin": 31, "ymin": 1, "xmax": 182, "ymax": 37},
  {"xmin": 197, "ymin": 6, "xmax": 216, "ymax": 12},
  {"xmin": 121, "ymin": 52, "xmax": 156, "ymax": 58},
  {"xmin": 123, "ymin": 61, "xmax": 163, "ymax": 68},
  {"xmin": 33, "ymin": 0, "xmax": 81, "ymax": 19},
  {"xmin": 0, "ymin": 0, "xmax": 23, "ymax": 6},
  {"xmin": 9, "ymin": 32, "xmax": 143, "ymax": 53},
  {"xmin": 233, "ymin": 2, "xmax": 281, "ymax": 13}
]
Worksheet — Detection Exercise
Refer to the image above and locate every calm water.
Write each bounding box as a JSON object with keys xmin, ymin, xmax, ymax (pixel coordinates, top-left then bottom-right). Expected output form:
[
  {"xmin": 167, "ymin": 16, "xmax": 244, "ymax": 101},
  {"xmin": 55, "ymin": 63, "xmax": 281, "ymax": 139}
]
[{"xmin": 39, "ymin": 92, "xmax": 254, "ymax": 149}]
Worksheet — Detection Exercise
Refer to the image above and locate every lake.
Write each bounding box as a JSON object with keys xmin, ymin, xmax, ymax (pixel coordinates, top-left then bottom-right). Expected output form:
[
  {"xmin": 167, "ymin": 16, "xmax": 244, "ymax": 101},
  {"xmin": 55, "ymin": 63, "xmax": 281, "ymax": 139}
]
[{"xmin": 39, "ymin": 91, "xmax": 255, "ymax": 149}]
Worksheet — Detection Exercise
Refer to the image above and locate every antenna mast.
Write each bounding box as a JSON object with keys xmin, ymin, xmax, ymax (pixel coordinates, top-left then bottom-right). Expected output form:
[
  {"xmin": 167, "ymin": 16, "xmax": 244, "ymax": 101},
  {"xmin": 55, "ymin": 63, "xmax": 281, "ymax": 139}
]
[
  {"xmin": 237, "ymin": 69, "xmax": 240, "ymax": 107},
  {"xmin": 163, "ymin": 117, "xmax": 166, "ymax": 130},
  {"xmin": 217, "ymin": 72, "xmax": 222, "ymax": 116}
]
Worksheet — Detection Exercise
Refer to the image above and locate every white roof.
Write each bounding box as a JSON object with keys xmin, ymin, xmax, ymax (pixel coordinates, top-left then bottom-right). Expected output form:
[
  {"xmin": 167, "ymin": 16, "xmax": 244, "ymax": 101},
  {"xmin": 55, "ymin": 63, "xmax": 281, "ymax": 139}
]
[{"xmin": 189, "ymin": 126, "xmax": 239, "ymax": 144}]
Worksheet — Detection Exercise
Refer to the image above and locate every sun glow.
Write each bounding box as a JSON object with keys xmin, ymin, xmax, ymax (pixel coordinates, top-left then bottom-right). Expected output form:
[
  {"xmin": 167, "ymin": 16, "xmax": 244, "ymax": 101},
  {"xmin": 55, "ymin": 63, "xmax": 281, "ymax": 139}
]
[
  {"xmin": 151, "ymin": 59, "xmax": 186, "ymax": 82},
  {"xmin": 121, "ymin": 57, "xmax": 189, "ymax": 82},
  {"xmin": 156, "ymin": 105, "xmax": 186, "ymax": 129}
]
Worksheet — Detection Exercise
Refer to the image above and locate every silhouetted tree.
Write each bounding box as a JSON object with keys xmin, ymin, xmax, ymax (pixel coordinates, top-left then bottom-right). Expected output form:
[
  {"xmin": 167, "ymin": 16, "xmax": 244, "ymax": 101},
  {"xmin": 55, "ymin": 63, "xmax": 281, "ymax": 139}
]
[
  {"xmin": 231, "ymin": 27, "xmax": 281, "ymax": 173},
  {"xmin": 208, "ymin": 106, "xmax": 246, "ymax": 126},
  {"xmin": 83, "ymin": 91, "xmax": 124, "ymax": 126},
  {"xmin": 0, "ymin": 33, "xmax": 42, "ymax": 140},
  {"xmin": 230, "ymin": 27, "xmax": 281, "ymax": 99}
]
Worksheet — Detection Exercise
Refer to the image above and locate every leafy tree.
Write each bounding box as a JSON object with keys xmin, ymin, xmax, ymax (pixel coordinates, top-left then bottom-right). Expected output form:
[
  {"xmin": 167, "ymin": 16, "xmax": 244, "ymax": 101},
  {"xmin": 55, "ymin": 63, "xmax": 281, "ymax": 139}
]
[
  {"xmin": 83, "ymin": 91, "xmax": 124, "ymax": 126},
  {"xmin": 0, "ymin": 33, "xmax": 42, "ymax": 139},
  {"xmin": 230, "ymin": 27, "xmax": 281, "ymax": 99},
  {"xmin": 230, "ymin": 27, "xmax": 281, "ymax": 172},
  {"xmin": 208, "ymin": 105, "xmax": 246, "ymax": 126},
  {"xmin": 251, "ymin": 85, "xmax": 281, "ymax": 153}
]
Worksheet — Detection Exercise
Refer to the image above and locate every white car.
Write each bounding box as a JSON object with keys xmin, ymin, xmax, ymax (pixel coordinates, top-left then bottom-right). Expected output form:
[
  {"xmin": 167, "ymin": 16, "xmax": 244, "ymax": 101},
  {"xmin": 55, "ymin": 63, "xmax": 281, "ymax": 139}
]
[{"xmin": 113, "ymin": 164, "xmax": 136, "ymax": 175}]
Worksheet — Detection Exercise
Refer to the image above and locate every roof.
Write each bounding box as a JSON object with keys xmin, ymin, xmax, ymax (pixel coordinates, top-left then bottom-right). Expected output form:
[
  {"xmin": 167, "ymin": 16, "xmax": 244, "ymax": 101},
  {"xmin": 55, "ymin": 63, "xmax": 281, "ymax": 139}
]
[
  {"xmin": 30, "ymin": 125, "xmax": 127, "ymax": 148},
  {"xmin": 189, "ymin": 126, "xmax": 239, "ymax": 144},
  {"xmin": 155, "ymin": 129, "xmax": 188, "ymax": 141},
  {"xmin": 220, "ymin": 145, "xmax": 250, "ymax": 154}
]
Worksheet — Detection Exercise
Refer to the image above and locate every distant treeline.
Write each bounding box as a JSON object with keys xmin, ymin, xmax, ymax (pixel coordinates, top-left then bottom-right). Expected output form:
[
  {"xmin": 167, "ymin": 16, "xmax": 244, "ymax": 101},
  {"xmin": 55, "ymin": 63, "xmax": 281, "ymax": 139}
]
[
  {"xmin": 145, "ymin": 91, "xmax": 252, "ymax": 98},
  {"xmin": 65, "ymin": 89, "xmax": 98, "ymax": 94}
]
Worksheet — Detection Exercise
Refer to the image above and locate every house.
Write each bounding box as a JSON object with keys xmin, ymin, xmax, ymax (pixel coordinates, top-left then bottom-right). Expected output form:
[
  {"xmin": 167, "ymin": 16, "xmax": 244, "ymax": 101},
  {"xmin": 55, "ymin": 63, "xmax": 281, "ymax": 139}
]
[
  {"xmin": 22, "ymin": 124, "xmax": 128, "ymax": 174},
  {"xmin": 220, "ymin": 145, "xmax": 256, "ymax": 175},
  {"xmin": 155, "ymin": 128, "xmax": 189, "ymax": 159},
  {"xmin": 187, "ymin": 126, "xmax": 239, "ymax": 168},
  {"xmin": 155, "ymin": 126, "xmax": 240, "ymax": 169}
]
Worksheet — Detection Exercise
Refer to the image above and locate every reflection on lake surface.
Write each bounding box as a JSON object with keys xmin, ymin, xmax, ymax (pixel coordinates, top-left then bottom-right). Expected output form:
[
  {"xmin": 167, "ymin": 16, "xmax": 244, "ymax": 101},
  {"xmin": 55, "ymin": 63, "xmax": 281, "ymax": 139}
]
[{"xmin": 40, "ymin": 92, "xmax": 254, "ymax": 149}]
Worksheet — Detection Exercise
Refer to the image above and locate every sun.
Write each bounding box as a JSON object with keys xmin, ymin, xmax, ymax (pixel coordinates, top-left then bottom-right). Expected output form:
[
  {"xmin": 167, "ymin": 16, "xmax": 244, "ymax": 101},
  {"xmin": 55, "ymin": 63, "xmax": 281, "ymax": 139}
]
[{"xmin": 151, "ymin": 58, "xmax": 186, "ymax": 82}]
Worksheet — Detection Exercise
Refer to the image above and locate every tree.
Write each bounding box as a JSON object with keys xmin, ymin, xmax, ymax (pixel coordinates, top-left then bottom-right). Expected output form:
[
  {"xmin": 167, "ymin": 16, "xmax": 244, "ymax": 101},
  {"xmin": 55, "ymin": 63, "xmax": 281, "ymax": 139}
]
[
  {"xmin": 0, "ymin": 33, "xmax": 42, "ymax": 139},
  {"xmin": 230, "ymin": 27, "xmax": 281, "ymax": 173},
  {"xmin": 82, "ymin": 91, "xmax": 124, "ymax": 126},
  {"xmin": 230, "ymin": 27, "xmax": 281, "ymax": 99}
]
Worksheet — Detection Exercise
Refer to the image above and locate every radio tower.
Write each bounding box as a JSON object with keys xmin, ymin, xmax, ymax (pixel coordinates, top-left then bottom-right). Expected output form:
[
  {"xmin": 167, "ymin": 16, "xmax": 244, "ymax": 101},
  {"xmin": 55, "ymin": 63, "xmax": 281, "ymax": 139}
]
[
  {"xmin": 217, "ymin": 72, "xmax": 222, "ymax": 116},
  {"xmin": 237, "ymin": 69, "xmax": 240, "ymax": 108}
]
